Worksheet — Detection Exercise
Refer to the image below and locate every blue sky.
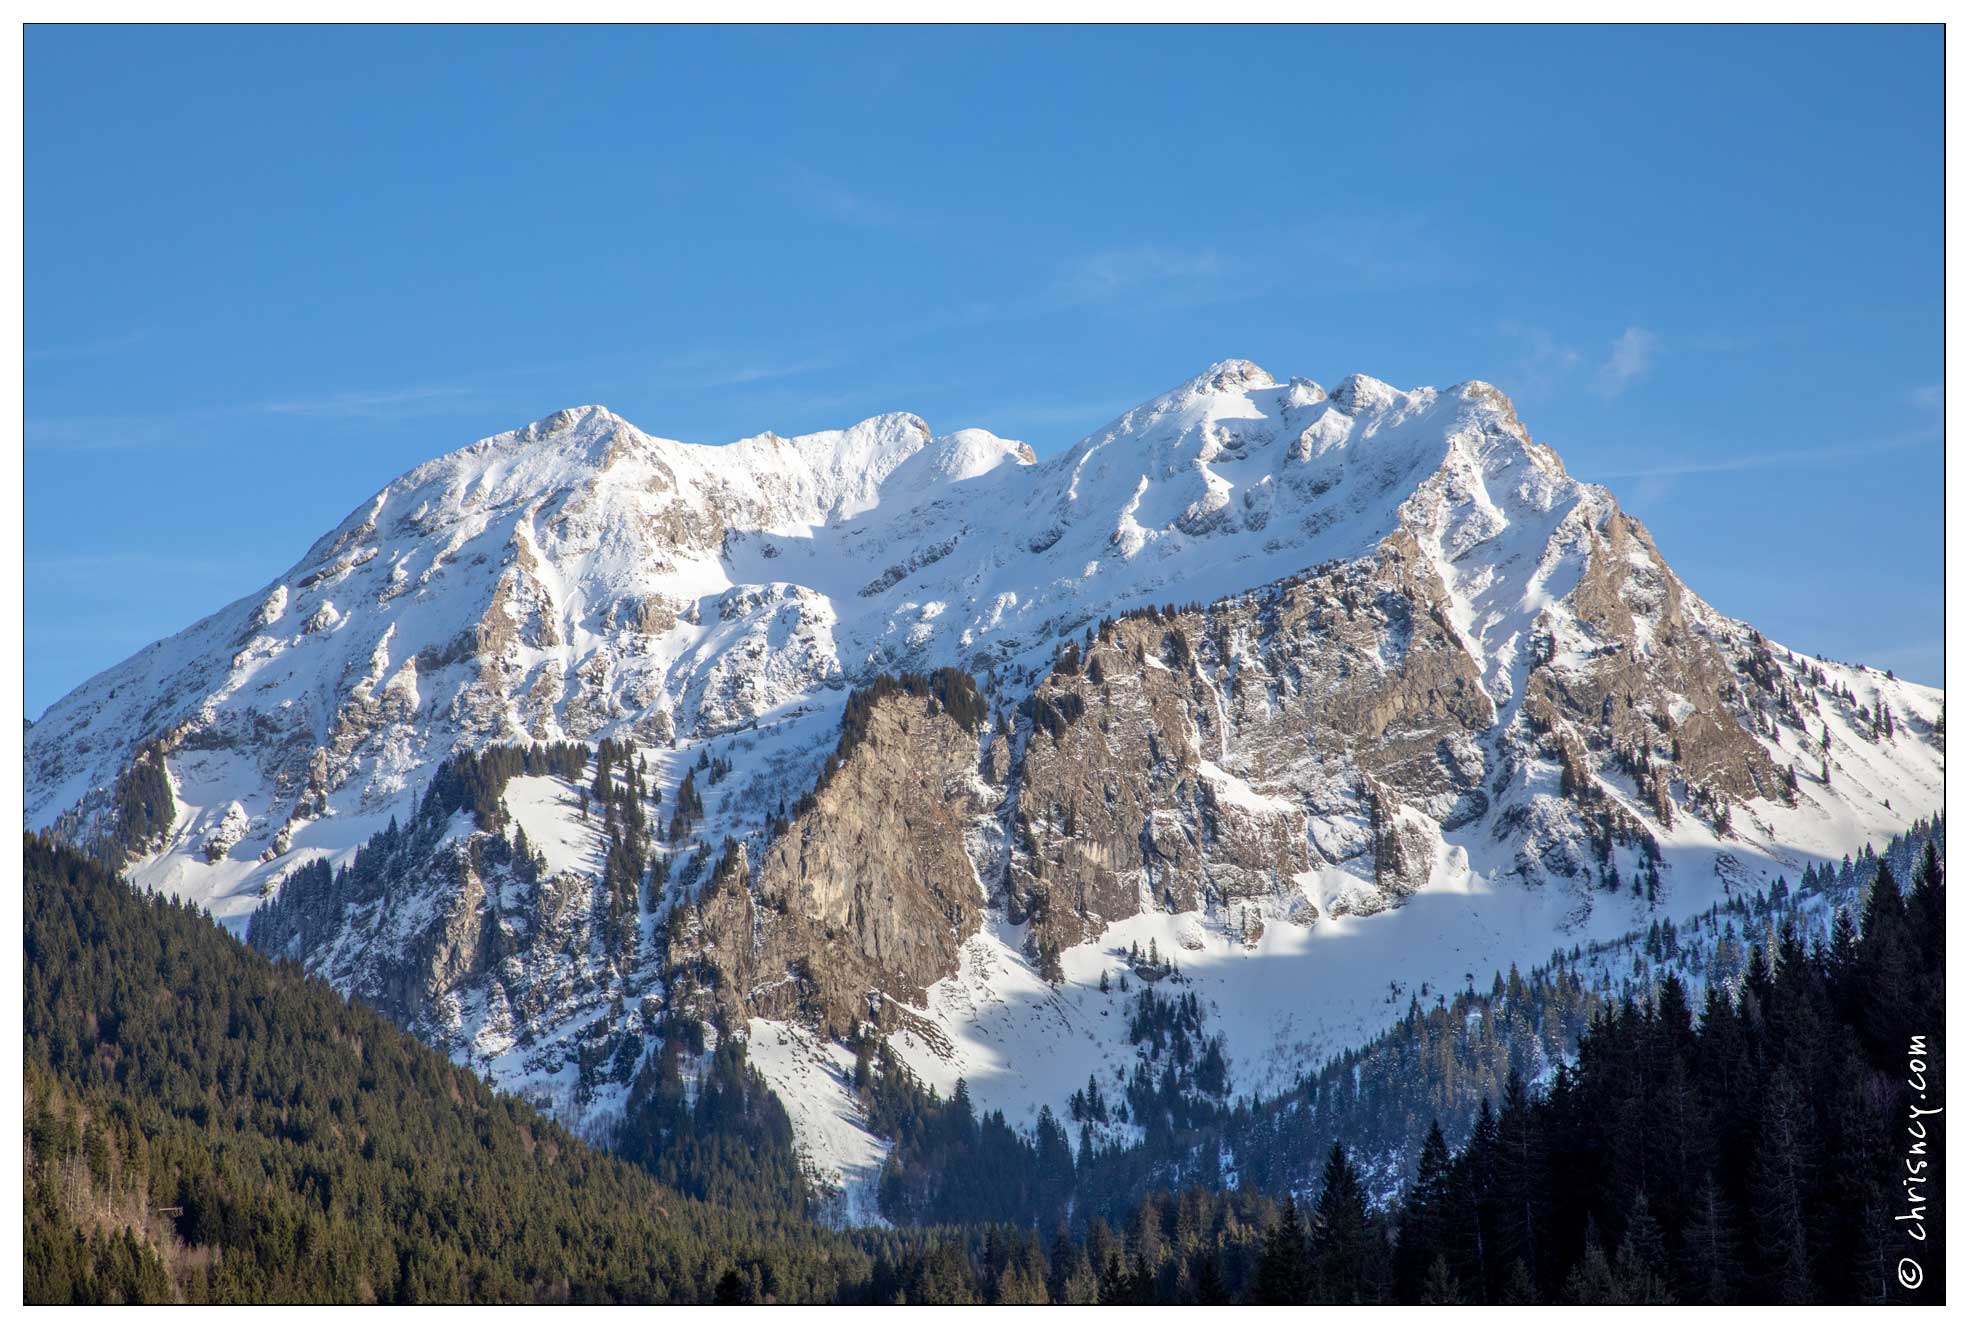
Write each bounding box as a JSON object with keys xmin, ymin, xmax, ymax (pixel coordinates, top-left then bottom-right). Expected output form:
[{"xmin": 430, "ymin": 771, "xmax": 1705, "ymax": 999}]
[{"xmin": 25, "ymin": 24, "xmax": 1943, "ymax": 714}]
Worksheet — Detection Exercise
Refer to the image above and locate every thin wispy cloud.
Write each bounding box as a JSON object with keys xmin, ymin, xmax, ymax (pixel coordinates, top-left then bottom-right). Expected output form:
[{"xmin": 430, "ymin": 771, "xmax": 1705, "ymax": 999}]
[
  {"xmin": 27, "ymin": 550, "xmax": 244, "ymax": 582},
  {"xmin": 1909, "ymin": 383, "xmax": 1943, "ymax": 412},
  {"xmin": 1596, "ymin": 425, "xmax": 1940, "ymax": 481},
  {"xmin": 644, "ymin": 350, "xmax": 848, "ymax": 392},
  {"xmin": 1496, "ymin": 321, "xmax": 1585, "ymax": 398},
  {"xmin": 1050, "ymin": 244, "xmax": 1226, "ymax": 305},
  {"xmin": 846, "ymin": 241, "xmax": 1237, "ymax": 345},
  {"xmin": 990, "ymin": 399, "xmax": 1125, "ymax": 426},
  {"xmin": 785, "ymin": 166, "xmax": 908, "ymax": 228},
  {"xmin": 700, "ymin": 360, "xmax": 838, "ymax": 388},
  {"xmin": 868, "ymin": 206, "xmax": 1450, "ymax": 343},
  {"xmin": 1498, "ymin": 321, "xmax": 1667, "ymax": 401},
  {"xmin": 1593, "ymin": 326, "xmax": 1659, "ymax": 397},
  {"xmin": 28, "ymin": 327, "xmax": 152, "ymax": 360},
  {"xmin": 25, "ymin": 415, "xmax": 185, "ymax": 453},
  {"xmin": 1285, "ymin": 203, "xmax": 1461, "ymax": 294},
  {"xmin": 27, "ymin": 380, "xmax": 491, "ymax": 450},
  {"xmin": 254, "ymin": 384, "xmax": 481, "ymax": 418}
]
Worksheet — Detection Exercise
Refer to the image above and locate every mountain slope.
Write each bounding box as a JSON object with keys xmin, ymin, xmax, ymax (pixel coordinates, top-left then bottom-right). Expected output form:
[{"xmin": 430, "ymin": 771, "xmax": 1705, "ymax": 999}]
[
  {"xmin": 26, "ymin": 361, "xmax": 1943, "ymax": 1199},
  {"xmin": 22, "ymin": 834, "xmax": 890, "ymax": 1302}
]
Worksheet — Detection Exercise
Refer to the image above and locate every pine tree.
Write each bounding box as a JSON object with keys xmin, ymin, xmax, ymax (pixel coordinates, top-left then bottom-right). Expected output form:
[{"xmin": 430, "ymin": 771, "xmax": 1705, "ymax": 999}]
[
  {"xmin": 1420, "ymin": 1254, "xmax": 1460, "ymax": 1304},
  {"xmin": 1749, "ymin": 1068, "xmax": 1815, "ymax": 1302},
  {"xmin": 1562, "ymin": 1218, "xmax": 1619, "ymax": 1304},
  {"xmin": 1499, "ymin": 1258, "xmax": 1537, "ymax": 1304},
  {"xmin": 1047, "ymin": 1223, "xmax": 1097, "ymax": 1305},
  {"xmin": 1906, "ymin": 838, "xmax": 1945, "ymax": 975},
  {"xmin": 1678, "ymin": 1172, "xmax": 1740, "ymax": 1303},
  {"xmin": 1193, "ymin": 1251, "xmax": 1228, "ymax": 1305},
  {"xmin": 1096, "ymin": 1250, "xmax": 1134, "ymax": 1305},
  {"xmin": 1394, "ymin": 1120, "xmax": 1454, "ymax": 1299},
  {"xmin": 1254, "ymin": 1196, "xmax": 1311, "ymax": 1303},
  {"xmin": 1449, "ymin": 1097, "xmax": 1499, "ymax": 1295},
  {"xmin": 921, "ymin": 1243, "xmax": 981, "ymax": 1305},
  {"xmin": 1492, "ymin": 1073, "xmax": 1546, "ymax": 1285},
  {"xmin": 591, "ymin": 749, "xmax": 613, "ymax": 807},
  {"xmin": 1858, "ymin": 856, "xmax": 1915, "ymax": 1055},
  {"xmin": 1612, "ymin": 1192, "xmax": 1674, "ymax": 1303},
  {"xmin": 1311, "ymin": 1141, "xmax": 1387, "ymax": 1303},
  {"xmin": 991, "ymin": 1253, "xmax": 1049, "ymax": 1305}
]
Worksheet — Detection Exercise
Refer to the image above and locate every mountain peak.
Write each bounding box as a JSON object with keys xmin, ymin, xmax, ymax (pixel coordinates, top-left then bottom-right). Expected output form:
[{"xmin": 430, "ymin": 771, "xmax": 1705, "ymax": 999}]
[
  {"xmin": 1180, "ymin": 358, "xmax": 1276, "ymax": 396},
  {"xmin": 777, "ymin": 411, "xmax": 935, "ymax": 497},
  {"xmin": 518, "ymin": 404, "xmax": 623, "ymax": 442},
  {"xmin": 1329, "ymin": 373, "xmax": 1398, "ymax": 414}
]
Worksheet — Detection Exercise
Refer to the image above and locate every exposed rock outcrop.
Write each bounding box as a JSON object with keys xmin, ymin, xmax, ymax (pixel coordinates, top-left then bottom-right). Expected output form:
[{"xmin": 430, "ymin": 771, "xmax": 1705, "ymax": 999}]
[{"xmin": 674, "ymin": 680, "xmax": 991, "ymax": 1035}]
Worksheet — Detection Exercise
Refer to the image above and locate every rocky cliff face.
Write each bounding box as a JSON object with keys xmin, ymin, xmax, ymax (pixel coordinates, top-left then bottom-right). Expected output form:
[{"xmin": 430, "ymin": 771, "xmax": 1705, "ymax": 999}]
[
  {"xmin": 984, "ymin": 390, "xmax": 1810, "ymax": 967},
  {"xmin": 1005, "ymin": 541, "xmax": 1497, "ymax": 959},
  {"xmin": 674, "ymin": 679, "xmax": 996, "ymax": 1037},
  {"xmin": 27, "ymin": 361, "xmax": 1944, "ymax": 1160}
]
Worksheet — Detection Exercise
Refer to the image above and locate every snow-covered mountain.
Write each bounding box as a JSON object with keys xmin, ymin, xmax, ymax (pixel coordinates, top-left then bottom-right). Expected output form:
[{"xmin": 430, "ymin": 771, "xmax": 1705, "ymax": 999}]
[{"xmin": 26, "ymin": 361, "xmax": 1943, "ymax": 1211}]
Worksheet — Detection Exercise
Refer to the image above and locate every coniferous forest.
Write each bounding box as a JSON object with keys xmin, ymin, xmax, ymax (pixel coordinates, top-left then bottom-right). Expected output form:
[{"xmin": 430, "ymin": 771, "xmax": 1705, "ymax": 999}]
[{"xmin": 24, "ymin": 830, "xmax": 1944, "ymax": 1304}]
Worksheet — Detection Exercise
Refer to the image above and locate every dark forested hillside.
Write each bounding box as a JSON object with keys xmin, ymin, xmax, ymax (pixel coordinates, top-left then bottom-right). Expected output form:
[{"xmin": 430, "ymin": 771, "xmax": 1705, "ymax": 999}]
[
  {"xmin": 1387, "ymin": 838, "xmax": 1946, "ymax": 1304},
  {"xmin": 23, "ymin": 835, "xmax": 881, "ymax": 1303}
]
